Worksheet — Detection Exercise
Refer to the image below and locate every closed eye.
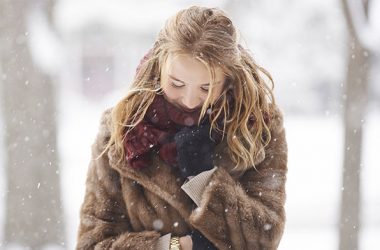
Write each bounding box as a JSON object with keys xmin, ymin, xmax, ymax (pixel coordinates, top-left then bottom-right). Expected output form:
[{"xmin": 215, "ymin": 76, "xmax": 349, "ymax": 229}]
[
  {"xmin": 171, "ymin": 81, "xmax": 184, "ymax": 87},
  {"xmin": 171, "ymin": 82, "xmax": 209, "ymax": 92},
  {"xmin": 201, "ymin": 85, "xmax": 210, "ymax": 91}
]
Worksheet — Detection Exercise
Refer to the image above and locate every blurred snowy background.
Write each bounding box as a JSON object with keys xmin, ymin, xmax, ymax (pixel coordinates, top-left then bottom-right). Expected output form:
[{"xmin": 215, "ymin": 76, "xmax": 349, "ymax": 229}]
[{"xmin": 0, "ymin": 0, "xmax": 379, "ymax": 249}]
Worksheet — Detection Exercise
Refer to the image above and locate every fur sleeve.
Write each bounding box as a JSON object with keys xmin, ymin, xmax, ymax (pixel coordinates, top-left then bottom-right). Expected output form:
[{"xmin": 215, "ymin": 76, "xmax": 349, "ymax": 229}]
[
  {"xmin": 188, "ymin": 106, "xmax": 288, "ymax": 250},
  {"xmin": 76, "ymin": 109, "xmax": 161, "ymax": 250}
]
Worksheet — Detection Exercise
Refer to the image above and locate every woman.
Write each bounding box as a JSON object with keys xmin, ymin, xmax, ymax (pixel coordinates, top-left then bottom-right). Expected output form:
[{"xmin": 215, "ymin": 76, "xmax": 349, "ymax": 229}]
[{"xmin": 76, "ymin": 6, "xmax": 288, "ymax": 250}]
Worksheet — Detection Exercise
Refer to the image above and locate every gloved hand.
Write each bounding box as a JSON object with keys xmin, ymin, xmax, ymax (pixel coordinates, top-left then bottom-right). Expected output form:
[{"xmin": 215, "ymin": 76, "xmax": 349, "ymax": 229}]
[
  {"xmin": 190, "ymin": 229, "xmax": 217, "ymax": 250},
  {"xmin": 174, "ymin": 122, "xmax": 216, "ymax": 178}
]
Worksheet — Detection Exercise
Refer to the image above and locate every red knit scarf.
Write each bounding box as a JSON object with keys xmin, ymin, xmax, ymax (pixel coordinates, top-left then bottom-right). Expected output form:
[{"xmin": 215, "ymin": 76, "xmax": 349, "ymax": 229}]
[{"xmin": 123, "ymin": 93, "xmax": 227, "ymax": 169}]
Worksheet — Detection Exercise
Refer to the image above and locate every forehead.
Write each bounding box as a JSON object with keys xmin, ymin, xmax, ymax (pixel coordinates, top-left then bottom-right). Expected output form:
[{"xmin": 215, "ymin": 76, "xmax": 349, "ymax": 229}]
[{"xmin": 165, "ymin": 53, "xmax": 225, "ymax": 84}]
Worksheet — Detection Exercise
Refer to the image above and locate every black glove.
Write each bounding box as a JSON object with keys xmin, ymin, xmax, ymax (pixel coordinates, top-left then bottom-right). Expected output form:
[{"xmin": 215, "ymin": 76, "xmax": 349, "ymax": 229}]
[
  {"xmin": 191, "ymin": 229, "xmax": 217, "ymax": 250},
  {"xmin": 174, "ymin": 122, "xmax": 216, "ymax": 178}
]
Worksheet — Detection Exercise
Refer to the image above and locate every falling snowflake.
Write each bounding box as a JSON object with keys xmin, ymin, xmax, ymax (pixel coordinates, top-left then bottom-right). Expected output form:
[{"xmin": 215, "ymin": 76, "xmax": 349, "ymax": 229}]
[
  {"xmin": 194, "ymin": 207, "xmax": 202, "ymax": 215},
  {"xmin": 184, "ymin": 117, "xmax": 195, "ymax": 126},
  {"xmin": 153, "ymin": 219, "xmax": 164, "ymax": 230},
  {"xmin": 263, "ymin": 224, "xmax": 272, "ymax": 231}
]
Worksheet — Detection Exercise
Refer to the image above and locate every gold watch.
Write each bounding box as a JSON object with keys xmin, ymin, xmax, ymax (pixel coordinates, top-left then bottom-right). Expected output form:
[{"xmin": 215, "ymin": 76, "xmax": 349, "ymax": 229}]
[{"xmin": 170, "ymin": 236, "xmax": 181, "ymax": 250}]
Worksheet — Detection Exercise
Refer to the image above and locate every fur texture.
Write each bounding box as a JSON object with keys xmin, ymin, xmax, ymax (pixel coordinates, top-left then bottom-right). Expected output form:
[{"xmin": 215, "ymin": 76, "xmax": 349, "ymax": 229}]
[{"xmin": 76, "ymin": 105, "xmax": 288, "ymax": 249}]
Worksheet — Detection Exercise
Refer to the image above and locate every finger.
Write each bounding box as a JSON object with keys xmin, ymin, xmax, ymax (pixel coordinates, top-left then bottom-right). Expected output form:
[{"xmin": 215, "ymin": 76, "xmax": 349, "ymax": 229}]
[{"xmin": 187, "ymin": 235, "xmax": 193, "ymax": 245}]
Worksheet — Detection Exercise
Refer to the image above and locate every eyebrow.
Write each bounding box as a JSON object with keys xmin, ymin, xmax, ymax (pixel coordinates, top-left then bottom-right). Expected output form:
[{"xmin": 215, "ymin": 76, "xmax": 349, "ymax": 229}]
[{"xmin": 168, "ymin": 74, "xmax": 222, "ymax": 85}]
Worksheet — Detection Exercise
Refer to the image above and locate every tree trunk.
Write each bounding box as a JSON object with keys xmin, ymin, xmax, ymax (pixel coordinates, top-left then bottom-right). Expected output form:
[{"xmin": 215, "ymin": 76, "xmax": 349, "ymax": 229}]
[
  {"xmin": 0, "ymin": 0, "xmax": 65, "ymax": 248},
  {"xmin": 339, "ymin": 1, "xmax": 370, "ymax": 249}
]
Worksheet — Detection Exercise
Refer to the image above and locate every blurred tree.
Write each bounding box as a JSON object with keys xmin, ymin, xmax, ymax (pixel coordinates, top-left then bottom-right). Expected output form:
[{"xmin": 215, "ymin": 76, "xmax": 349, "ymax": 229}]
[
  {"xmin": 339, "ymin": 0, "xmax": 373, "ymax": 249},
  {"xmin": 0, "ymin": 0, "xmax": 65, "ymax": 248}
]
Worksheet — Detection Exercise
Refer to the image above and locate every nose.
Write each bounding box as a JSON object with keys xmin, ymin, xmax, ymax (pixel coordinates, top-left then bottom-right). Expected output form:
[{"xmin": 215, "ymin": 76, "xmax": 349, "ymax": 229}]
[{"xmin": 181, "ymin": 92, "xmax": 201, "ymax": 110}]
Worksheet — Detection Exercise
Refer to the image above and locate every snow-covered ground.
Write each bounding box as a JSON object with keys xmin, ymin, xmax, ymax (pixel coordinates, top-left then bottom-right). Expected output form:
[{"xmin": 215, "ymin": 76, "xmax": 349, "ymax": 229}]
[
  {"xmin": 53, "ymin": 90, "xmax": 380, "ymax": 249},
  {"xmin": 281, "ymin": 109, "xmax": 380, "ymax": 250}
]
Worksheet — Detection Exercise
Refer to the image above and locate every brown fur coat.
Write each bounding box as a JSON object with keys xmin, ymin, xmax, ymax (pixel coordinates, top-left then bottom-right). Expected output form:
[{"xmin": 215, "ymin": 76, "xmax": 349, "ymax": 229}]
[{"xmin": 76, "ymin": 105, "xmax": 288, "ymax": 250}]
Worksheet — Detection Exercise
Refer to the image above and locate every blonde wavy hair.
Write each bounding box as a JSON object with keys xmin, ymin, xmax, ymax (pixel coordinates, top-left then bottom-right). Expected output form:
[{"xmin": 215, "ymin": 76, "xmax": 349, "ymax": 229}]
[{"xmin": 102, "ymin": 6, "xmax": 276, "ymax": 173}]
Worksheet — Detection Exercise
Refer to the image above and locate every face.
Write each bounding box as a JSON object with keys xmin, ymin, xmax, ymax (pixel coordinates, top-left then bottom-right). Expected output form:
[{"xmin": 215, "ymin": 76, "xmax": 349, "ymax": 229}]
[{"xmin": 160, "ymin": 53, "xmax": 226, "ymax": 112}]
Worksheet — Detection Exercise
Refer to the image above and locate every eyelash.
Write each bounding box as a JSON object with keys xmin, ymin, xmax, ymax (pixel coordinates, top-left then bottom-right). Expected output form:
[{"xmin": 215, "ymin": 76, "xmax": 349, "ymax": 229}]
[{"xmin": 170, "ymin": 82, "xmax": 209, "ymax": 92}]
